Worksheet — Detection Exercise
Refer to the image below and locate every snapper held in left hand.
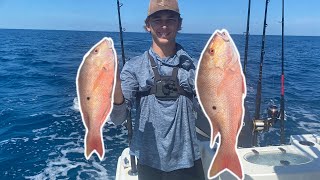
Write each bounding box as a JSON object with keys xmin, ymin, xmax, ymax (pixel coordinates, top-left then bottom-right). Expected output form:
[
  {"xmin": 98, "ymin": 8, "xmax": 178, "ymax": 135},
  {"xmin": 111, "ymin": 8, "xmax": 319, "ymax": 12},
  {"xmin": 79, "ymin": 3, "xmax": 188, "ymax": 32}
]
[{"xmin": 76, "ymin": 37, "xmax": 117, "ymax": 160}]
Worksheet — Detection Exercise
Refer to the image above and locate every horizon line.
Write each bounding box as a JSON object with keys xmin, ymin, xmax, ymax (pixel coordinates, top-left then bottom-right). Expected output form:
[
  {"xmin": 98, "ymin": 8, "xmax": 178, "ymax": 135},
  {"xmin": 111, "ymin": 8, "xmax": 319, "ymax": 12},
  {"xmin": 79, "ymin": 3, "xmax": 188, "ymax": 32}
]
[{"xmin": 0, "ymin": 27, "xmax": 318, "ymax": 37}]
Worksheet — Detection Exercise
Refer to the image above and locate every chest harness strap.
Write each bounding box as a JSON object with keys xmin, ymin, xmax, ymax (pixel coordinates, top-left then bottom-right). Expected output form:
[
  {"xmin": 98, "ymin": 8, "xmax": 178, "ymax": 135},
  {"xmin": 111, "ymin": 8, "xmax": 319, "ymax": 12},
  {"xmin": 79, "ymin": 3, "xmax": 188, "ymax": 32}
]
[{"xmin": 138, "ymin": 53, "xmax": 193, "ymax": 101}]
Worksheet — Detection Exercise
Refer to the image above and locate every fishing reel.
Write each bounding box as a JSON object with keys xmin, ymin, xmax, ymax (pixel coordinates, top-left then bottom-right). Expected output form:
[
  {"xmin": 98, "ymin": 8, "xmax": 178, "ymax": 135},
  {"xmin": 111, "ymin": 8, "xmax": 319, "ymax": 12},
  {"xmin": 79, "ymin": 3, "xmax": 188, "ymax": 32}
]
[{"xmin": 253, "ymin": 104, "xmax": 280, "ymax": 132}]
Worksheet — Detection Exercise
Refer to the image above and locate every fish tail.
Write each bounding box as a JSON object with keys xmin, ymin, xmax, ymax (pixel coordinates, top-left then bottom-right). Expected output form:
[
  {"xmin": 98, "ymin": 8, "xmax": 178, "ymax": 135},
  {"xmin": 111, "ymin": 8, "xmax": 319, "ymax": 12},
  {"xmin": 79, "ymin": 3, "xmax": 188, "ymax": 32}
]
[
  {"xmin": 85, "ymin": 130, "xmax": 105, "ymax": 161},
  {"xmin": 208, "ymin": 147, "xmax": 243, "ymax": 180},
  {"xmin": 226, "ymin": 150, "xmax": 243, "ymax": 180}
]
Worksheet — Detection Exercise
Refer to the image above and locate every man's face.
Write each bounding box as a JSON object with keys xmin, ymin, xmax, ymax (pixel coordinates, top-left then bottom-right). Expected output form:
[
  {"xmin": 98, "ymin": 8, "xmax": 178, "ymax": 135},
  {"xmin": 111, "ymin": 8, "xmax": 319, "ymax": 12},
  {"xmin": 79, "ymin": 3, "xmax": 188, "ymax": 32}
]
[{"xmin": 146, "ymin": 10, "xmax": 181, "ymax": 46}]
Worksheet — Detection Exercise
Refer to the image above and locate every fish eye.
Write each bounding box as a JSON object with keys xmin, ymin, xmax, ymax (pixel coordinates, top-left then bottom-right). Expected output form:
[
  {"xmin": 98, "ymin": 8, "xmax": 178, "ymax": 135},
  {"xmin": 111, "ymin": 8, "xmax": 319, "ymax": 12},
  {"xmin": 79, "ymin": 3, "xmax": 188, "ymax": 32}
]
[
  {"xmin": 209, "ymin": 48, "xmax": 215, "ymax": 55},
  {"xmin": 94, "ymin": 48, "xmax": 99, "ymax": 53}
]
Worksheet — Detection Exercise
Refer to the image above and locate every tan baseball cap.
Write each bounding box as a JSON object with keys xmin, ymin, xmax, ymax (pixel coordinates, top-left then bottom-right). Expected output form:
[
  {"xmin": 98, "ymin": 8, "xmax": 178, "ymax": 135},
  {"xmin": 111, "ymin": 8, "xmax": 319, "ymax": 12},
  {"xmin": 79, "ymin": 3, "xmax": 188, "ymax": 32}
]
[{"xmin": 148, "ymin": 0, "xmax": 180, "ymax": 17}]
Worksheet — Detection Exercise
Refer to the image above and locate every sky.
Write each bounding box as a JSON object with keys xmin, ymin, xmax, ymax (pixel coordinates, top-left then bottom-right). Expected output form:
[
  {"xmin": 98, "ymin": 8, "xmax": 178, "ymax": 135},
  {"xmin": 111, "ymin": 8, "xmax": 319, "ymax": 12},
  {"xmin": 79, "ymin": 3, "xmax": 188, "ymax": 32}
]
[{"xmin": 0, "ymin": 0, "xmax": 319, "ymax": 36}]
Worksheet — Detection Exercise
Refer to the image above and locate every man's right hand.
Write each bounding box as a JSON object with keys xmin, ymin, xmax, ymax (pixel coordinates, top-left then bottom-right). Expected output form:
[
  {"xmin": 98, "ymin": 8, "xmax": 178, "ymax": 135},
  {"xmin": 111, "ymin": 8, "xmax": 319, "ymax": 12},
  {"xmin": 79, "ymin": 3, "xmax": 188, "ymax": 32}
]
[{"xmin": 113, "ymin": 63, "xmax": 124, "ymax": 105}]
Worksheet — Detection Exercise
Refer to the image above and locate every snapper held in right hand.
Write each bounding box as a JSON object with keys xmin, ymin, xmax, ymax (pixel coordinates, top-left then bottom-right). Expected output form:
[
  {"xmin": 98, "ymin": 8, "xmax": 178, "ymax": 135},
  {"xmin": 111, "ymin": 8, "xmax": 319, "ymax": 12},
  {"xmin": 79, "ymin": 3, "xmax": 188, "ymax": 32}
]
[{"xmin": 195, "ymin": 29, "xmax": 246, "ymax": 180}]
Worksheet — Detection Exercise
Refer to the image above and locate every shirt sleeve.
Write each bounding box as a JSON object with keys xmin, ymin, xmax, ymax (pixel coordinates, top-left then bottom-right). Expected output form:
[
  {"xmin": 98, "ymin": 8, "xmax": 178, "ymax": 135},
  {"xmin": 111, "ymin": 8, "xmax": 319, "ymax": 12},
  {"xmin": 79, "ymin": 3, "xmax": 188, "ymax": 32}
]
[
  {"xmin": 120, "ymin": 60, "xmax": 139, "ymax": 103},
  {"xmin": 190, "ymin": 57, "xmax": 198, "ymax": 94},
  {"xmin": 109, "ymin": 60, "xmax": 139, "ymax": 126}
]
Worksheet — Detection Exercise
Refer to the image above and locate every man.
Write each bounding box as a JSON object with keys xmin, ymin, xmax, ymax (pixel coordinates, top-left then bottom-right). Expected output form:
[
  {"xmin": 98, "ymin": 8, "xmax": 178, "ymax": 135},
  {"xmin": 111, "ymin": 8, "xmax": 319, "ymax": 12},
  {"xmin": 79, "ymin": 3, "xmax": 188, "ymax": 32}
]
[{"xmin": 111, "ymin": 0, "xmax": 205, "ymax": 179}]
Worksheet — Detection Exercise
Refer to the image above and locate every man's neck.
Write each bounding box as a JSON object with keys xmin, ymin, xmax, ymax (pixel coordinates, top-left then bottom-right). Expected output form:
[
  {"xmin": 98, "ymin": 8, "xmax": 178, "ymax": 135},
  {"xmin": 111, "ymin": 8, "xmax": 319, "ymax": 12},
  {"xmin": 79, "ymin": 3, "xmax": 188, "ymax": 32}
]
[{"xmin": 152, "ymin": 41, "xmax": 176, "ymax": 58}]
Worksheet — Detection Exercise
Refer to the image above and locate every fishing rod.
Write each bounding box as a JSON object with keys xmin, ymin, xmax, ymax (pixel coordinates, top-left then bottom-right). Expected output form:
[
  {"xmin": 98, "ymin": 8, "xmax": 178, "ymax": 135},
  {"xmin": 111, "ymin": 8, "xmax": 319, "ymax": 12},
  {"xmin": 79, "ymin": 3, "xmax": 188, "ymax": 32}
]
[
  {"xmin": 117, "ymin": 0, "xmax": 126, "ymax": 66},
  {"xmin": 253, "ymin": 0, "xmax": 270, "ymax": 146},
  {"xmin": 116, "ymin": 0, "xmax": 137, "ymax": 175},
  {"xmin": 280, "ymin": 0, "xmax": 285, "ymax": 144},
  {"xmin": 243, "ymin": 0, "xmax": 251, "ymax": 77},
  {"xmin": 125, "ymin": 108, "xmax": 137, "ymax": 175}
]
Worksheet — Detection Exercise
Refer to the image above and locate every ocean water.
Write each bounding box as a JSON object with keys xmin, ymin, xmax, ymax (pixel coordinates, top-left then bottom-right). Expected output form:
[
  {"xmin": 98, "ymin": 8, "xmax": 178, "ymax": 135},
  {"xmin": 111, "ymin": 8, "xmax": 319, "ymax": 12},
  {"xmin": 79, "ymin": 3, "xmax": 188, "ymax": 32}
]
[{"xmin": 0, "ymin": 29, "xmax": 319, "ymax": 179}]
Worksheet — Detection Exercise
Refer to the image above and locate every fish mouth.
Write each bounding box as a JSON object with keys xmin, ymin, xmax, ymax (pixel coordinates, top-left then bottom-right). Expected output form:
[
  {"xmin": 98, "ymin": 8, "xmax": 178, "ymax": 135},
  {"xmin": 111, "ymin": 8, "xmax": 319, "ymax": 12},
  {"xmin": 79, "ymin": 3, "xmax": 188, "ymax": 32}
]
[
  {"xmin": 217, "ymin": 31, "xmax": 230, "ymax": 42},
  {"xmin": 96, "ymin": 40, "xmax": 114, "ymax": 55},
  {"xmin": 100, "ymin": 39, "xmax": 113, "ymax": 48}
]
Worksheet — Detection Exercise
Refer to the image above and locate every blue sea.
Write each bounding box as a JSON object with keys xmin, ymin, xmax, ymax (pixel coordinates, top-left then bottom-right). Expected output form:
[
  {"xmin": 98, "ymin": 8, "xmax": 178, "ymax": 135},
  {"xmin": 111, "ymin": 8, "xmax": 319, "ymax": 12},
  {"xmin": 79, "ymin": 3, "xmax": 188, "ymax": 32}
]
[{"xmin": 0, "ymin": 29, "xmax": 319, "ymax": 179}]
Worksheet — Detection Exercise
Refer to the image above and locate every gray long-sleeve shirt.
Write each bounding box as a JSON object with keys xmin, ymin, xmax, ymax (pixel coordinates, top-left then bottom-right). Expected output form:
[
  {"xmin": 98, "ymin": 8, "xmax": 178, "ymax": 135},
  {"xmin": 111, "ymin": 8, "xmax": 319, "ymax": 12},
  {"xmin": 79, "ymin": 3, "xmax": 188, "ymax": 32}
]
[{"xmin": 110, "ymin": 44, "xmax": 201, "ymax": 172}]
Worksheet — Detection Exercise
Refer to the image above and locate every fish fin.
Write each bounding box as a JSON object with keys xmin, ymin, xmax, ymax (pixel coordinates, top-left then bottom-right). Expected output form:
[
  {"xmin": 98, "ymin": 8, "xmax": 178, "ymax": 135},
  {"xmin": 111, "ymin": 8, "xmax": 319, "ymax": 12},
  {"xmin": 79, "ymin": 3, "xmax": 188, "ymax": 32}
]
[
  {"xmin": 208, "ymin": 147, "xmax": 243, "ymax": 180},
  {"xmin": 92, "ymin": 67, "xmax": 108, "ymax": 92},
  {"xmin": 216, "ymin": 71, "xmax": 231, "ymax": 96},
  {"xmin": 242, "ymin": 78, "xmax": 246, "ymax": 94},
  {"xmin": 210, "ymin": 128, "xmax": 219, "ymax": 148},
  {"xmin": 85, "ymin": 129, "xmax": 105, "ymax": 161},
  {"xmin": 226, "ymin": 150, "xmax": 243, "ymax": 180},
  {"xmin": 229, "ymin": 53, "xmax": 239, "ymax": 71},
  {"xmin": 208, "ymin": 146, "xmax": 226, "ymax": 179},
  {"xmin": 81, "ymin": 110, "xmax": 90, "ymax": 129},
  {"xmin": 238, "ymin": 119, "xmax": 243, "ymax": 133},
  {"xmin": 101, "ymin": 102, "xmax": 112, "ymax": 126},
  {"xmin": 239, "ymin": 80, "xmax": 245, "ymax": 132}
]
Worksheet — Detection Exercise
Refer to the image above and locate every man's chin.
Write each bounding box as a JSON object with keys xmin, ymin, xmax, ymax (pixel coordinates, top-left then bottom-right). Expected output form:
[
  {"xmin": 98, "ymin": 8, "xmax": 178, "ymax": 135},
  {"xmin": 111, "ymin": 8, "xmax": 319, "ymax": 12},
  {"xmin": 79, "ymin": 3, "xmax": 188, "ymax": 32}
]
[{"xmin": 156, "ymin": 37, "xmax": 172, "ymax": 44}]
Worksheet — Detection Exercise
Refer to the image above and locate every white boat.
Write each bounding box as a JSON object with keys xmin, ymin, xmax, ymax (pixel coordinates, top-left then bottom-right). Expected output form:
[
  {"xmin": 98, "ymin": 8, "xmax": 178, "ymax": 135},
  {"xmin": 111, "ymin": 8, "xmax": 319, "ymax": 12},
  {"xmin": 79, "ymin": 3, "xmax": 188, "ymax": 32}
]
[
  {"xmin": 116, "ymin": 133, "xmax": 320, "ymax": 180},
  {"xmin": 114, "ymin": 0, "xmax": 319, "ymax": 178}
]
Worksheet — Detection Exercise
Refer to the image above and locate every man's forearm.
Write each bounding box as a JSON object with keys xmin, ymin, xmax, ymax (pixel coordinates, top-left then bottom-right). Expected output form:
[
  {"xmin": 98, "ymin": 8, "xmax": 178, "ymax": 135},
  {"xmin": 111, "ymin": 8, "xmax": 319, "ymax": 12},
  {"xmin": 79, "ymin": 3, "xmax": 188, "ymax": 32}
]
[{"xmin": 113, "ymin": 69, "xmax": 124, "ymax": 105}]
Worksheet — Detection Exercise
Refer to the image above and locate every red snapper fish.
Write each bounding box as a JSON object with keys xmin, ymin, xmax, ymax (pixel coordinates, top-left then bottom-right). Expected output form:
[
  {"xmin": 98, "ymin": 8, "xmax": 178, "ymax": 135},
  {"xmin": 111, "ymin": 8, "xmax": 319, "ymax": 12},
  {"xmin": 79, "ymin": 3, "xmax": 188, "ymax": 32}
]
[
  {"xmin": 76, "ymin": 37, "xmax": 117, "ymax": 160},
  {"xmin": 195, "ymin": 29, "xmax": 246, "ymax": 180}
]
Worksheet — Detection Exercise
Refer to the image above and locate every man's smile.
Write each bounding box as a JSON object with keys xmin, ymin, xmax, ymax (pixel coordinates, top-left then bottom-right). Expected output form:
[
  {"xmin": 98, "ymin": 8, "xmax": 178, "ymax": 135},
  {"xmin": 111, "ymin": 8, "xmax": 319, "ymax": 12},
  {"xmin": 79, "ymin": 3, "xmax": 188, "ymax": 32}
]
[{"xmin": 157, "ymin": 31, "xmax": 171, "ymax": 38}]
